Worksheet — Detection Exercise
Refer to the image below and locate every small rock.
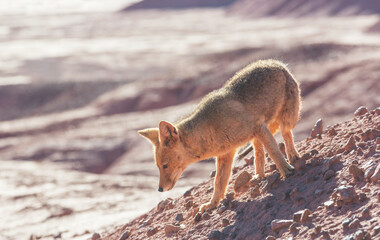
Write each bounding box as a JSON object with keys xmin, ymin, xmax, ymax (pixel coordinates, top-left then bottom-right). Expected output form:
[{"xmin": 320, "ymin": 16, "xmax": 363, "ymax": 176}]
[
  {"xmin": 332, "ymin": 185, "xmax": 358, "ymax": 204},
  {"xmin": 348, "ymin": 219, "xmax": 361, "ymax": 229},
  {"xmin": 359, "ymin": 193, "xmax": 367, "ymax": 202},
  {"xmin": 293, "ymin": 211, "xmax": 303, "ymax": 222},
  {"xmin": 184, "ymin": 189, "xmax": 192, "ymax": 197},
  {"xmin": 147, "ymin": 227, "xmax": 158, "ymax": 237},
  {"xmin": 222, "ymin": 218, "xmax": 230, "ymax": 227},
  {"xmin": 357, "ymin": 148, "xmax": 364, "ymax": 155},
  {"xmin": 361, "ymin": 207, "xmax": 370, "ymax": 218},
  {"xmin": 157, "ymin": 199, "xmax": 172, "ymax": 212},
  {"xmin": 354, "ymin": 106, "xmax": 368, "ymax": 116},
  {"xmin": 194, "ymin": 212, "xmax": 202, "ymax": 222},
  {"xmin": 345, "ymin": 135, "xmax": 357, "ymax": 152},
  {"xmin": 91, "ymin": 233, "xmax": 101, "ymax": 240},
  {"xmin": 208, "ymin": 230, "xmax": 223, "ymax": 240},
  {"xmin": 265, "ymin": 236, "xmax": 276, "ymax": 240},
  {"xmin": 175, "ymin": 213, "xmax": 184, "ymax": 222},
  {"xmin": 250, "ymin": 185, "xmax": 261, "ymax": 198},
  {"xmin": 349, "ymin": 165, "xmax": 364, "ymax": 180},
  {"xmin": 234, "ymin": 170, "xmax": 252, "ymax": 192},
  {"xmin": 328, "ymin": 128, "xmax": 337, "ymax": 137},
  {"xmin": 250, "ymin": 177, "xmax": 261, "ymax": 187},
  {"xmin": 353, "ymin": 229, "xmax": 369, "ymax": 240},
  {"xmin": 364, "ymin": 165, "xmax": 376, "ymax": 180},
  {"xmin": 202, "ymin": 212, "xmax": 211, "ymax": 220},
  {"xmin": 324, "ymin": 200, "xmax": 334, "ymax": 208},
  {"xmin": 165, "ymin": 224, "xmax": 181, "ymax": 235},
  {"xmin": 324, "ymin": 169, "xmax": 335, "ymax": 180},
  {"xmin": 361, "ymin": 129, "xmax": 380, "ymax": 142},
  {"xmin": 322, "ymin": 154, "xmax": 342, "ymax": 173},
  {"xmin": 261, "ymin": 171, "xmax": 279, "ymax": 192},
  {"xmin": 300, "ymin": 209, "xmax": 311, "ymax": 223},
  {"xmin": 185, "ymin": 200, "xmax": 193, "ymax": 209},
  {"xmin": 289, "ymin": 223, "xmax": 298, "ymax": 233},
  {"xmin": 210, "ymin": 171, "xmax": 216, "ymax": 178},
  {"xmin": 244, "ymin": 157, "xmax": 254, "ymax": 165},
  {"xmin": 342, "ymin": 218, "xmax": 351, "ymax": 229},
  {"xmin": 310, "ymin": 149, "xmax": 319, "ymax": 156},
  {"xmin": 321, "ymin": 230, "xmax": 329, "ymax": 239},
  {"xmin": 118, "ymin": 230, "xmax": 130, "ymax": 240},
  {"xmin": 217, "ymin": 205, "xmax": 227, "ymax": 214},
  {"xmin": 226, "ymin": 192, "xmax": 235, "ymax": 201},
  {"xmin": 371, "ymin": 165, "xmax": 380, "ymax": 183},
  {"xmin": 271, "ymin": 219, "xmax": 293, "ymax": 231},
  {"xmin": 310, "ymin": 118, "xmax": 323, "ymax": 138}
]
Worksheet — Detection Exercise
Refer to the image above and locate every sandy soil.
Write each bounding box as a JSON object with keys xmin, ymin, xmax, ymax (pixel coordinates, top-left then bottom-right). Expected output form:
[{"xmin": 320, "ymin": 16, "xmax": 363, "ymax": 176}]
[{"xmin": 0, "ymin": 1, "xmax": 379, "ymax": 239}]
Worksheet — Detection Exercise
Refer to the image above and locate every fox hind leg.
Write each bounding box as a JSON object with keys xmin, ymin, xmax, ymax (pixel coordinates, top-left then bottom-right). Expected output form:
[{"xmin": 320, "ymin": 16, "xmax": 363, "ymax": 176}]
[
  {"xmin": 254, "ymin": 122, "xmax": 294, "ymax": 177},
  {"xmin": 281, "ymin": 128, "xmax": 300, "ymax": 163}
]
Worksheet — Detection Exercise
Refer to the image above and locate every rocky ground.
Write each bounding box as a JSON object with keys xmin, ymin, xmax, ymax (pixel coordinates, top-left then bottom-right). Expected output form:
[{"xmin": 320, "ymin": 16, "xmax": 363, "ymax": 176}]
[
  {"xmin": 0, "ymin": 1, "xmax": 380, "ymax": 239},
  {"xmin": 103, "ymin": 107, "xmax": 380, "ymax": 240}
]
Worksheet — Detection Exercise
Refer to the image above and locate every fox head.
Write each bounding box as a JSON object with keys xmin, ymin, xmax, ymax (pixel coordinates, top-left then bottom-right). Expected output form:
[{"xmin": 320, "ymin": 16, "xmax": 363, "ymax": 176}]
[{"xmin": 138, "ymin": 121, "xmax": 195, "ymax": 192}]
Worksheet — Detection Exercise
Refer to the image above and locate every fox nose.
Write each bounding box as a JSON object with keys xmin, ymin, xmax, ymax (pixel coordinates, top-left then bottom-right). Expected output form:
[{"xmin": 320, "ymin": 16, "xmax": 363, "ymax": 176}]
[{"xmin": 158, "ymin": 187, "xmax": 163, "ymax": 192}]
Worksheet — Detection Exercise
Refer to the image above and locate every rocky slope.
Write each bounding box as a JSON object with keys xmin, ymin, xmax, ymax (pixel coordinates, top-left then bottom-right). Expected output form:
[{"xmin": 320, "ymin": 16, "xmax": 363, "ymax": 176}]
[{"xmin": 103, "ymin": 107, "xmax": 380, "ymax": 240}]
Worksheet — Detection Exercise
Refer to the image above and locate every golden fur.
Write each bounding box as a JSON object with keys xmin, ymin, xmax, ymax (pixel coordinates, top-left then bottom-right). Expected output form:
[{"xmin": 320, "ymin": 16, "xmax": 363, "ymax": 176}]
[{"xmin": 138, "ymin": 59, "xmax": 301, "ymax": 213}]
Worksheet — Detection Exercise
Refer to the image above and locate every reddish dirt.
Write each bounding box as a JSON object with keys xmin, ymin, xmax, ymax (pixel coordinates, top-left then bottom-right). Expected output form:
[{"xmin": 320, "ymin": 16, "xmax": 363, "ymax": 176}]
[{"xmin": 103, "ymin": 108, "xmax": 380, "ymax": 240}]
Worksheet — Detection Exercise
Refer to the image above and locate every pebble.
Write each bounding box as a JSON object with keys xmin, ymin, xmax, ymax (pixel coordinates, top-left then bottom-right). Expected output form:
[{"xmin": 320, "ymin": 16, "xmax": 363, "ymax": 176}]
[
  {"xmin": 322, "ymin": 154, "xmax": 342, "ymax": 173},
  {"xmin": 157, "ymin": 199, "xmax": 172, "ymax": 212},
  {"xmin": 234, "ymin": 170, "xmax": 252, "ymax": 192},
  {"xmin": 300, "ymin": 209, "xmax": 311, "ymax": 223},
  {"xmin": 354, "ymin": 106, "xmax": 368, "ymax": 116},
  {"xmin": 271, "ymin": 219, "xmax": 293, "ymax": 231},
  {"xmin": 265, "ymin": 236, "xmax": 276, "ymax": 240},
  {"xmin": 371, "ymin": 165, "xmax": 380, "ymax": 183},
  {"xmin": 147, "ymin": 227, "xmax": 158, "ymax": 237},
  {"xmin": 364, "ymin": 165, "xmax": 376, "ymax": 180},
  {"xmin": 344, "ymin": 135, "xmax": 357, "ymax": 152},
  {"xmin": 185, "ymin": 200, "xmax": 193, "ymax": 209},
  {"xmin": 183, "ymin": 189, "xmax": 192, "ymax": 197},
  {"xmin": 348, "ymin": 219, "xmax": 361, "ymax": 229},
  {"xmin": 226, "ymin": 192, "xmax": 235, "ymax": 201},
  {"xmin": 194, "ymin": 212, "xmax": 202, "ymax": 222},
  {"xmin": 314, "ymin": 189, "xmax": 323, "ymax": 195},
  {"xmin": 91, "ymin": 233, "xmax": 101, "ymax": 240},
  {"xmin": 332, "ymin": 185, "xmax": 358, "ymax": 204},
  {"xmin": 176, "ymin": 213, "xmax": 184, "ymax": 222},
  {"xmin": 328, "ymin": 128, "xmax": 337, "ymax": 137},
  {"xmin": 294, "ymin": 157, "xmax": 306, "ymax": 170},
  {"xmin": 118, "ymin": 230, "xmax": 130, "ymax": 240},
  {"xmin": 261, "ymin": 171, "xmax": 279, "ymax": 191},
  {"xmin": 361, "ymin": 129, "xmax": 380, "ymax": 142},
  {"xmin": 324, "ymin": 169, "xmax": 335, "ymax": 180},
  {"xmin": 164, "ymin": 224, "xmax": 181, "ymax": 235},
  {"xmin": 349, "ymin": 164, "xmax": 364, "ymax": 180},
  {"xmin": 361, "ymin": 207, "xmax": 370, "ymax": 218},
  {"xmin": 293, "ymin": 210, "xmax": 303, "ymax": 222},
  {"xmin": 324, "ymin": 200, "xmax": 334, "ymax": 208},
  {"xmin": 210, "ymin": 171, "xmax": 216, "ymax": 178},
  {"xmin": 310, "ymin": 118, "xmax": 323, "ymax": 138},
  {"xmin": 222, "ymin": 218, "xmax": 230, "ymax": 227},
  {"xmin": 342, "ymin": 218, "xmax": 351, "ymax": 229}
]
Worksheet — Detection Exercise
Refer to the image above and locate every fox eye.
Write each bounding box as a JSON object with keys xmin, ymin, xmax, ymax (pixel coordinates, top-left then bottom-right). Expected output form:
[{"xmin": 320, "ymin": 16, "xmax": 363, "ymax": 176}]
[{"xmin": 163, "ymin": 164, "xmax": 168, "ymax": 169}]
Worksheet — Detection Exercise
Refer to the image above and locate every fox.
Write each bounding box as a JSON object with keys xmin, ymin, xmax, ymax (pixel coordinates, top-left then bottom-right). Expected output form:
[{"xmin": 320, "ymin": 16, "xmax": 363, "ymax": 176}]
[{"xmin": 138, "ymin": 59, "xmax": 301, "ymax": 213}]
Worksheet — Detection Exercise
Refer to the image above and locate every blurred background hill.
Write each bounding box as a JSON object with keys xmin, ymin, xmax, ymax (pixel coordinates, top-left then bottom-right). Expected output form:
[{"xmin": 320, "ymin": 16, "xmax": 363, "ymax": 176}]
[{"xmin": 0, "ymin": 0, "xmax": 379, "ymax": 239}]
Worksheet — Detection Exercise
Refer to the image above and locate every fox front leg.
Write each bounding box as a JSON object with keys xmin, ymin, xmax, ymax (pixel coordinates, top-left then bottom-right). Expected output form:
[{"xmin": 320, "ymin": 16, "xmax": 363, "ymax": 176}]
[{"xmin": 199, "ymin": 150, "xmax": 235, "ymax": 213}]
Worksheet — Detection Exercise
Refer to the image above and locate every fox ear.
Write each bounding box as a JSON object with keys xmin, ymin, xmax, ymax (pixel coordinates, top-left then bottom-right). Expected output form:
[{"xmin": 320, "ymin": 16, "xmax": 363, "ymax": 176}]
[
  {"xmin": 138, "ymin": 128, "xmax": 159, "ymax": 146},
  {"xmin": 159, "ymin": 121, "xmax": 179, "ymax": 146}
]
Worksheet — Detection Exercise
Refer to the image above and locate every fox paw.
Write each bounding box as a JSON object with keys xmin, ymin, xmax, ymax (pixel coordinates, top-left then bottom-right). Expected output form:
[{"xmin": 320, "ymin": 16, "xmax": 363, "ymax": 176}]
[
  {"xmin": 199, "ymin": 202, "xmax": 217, "ymax": 213},
  {"xmin": 279, "ymin": 163, "xmax": 294, "ymax": 178}
]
